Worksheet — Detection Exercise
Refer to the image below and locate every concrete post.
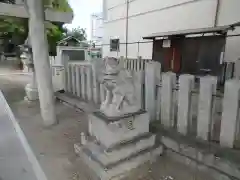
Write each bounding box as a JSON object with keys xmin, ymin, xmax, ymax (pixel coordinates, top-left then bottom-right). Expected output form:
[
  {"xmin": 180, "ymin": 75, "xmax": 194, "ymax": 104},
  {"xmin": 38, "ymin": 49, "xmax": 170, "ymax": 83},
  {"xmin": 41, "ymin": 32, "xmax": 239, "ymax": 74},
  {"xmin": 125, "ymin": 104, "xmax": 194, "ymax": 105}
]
[
  {"xmin": 63, "ymin": 54, "xmax": 69, "ymax": 92},
  {"xmin": 155, "ymin": 63, "xmax": 161, "ymax": 121},
  {"xmin": 80, "ymin": 66, "xmax": 86, "ymax": 100},
  {"xmin": 161, "ymin": 72, "xmax": 176, "ymax": 128},
  {"xmin": 145, "ymin": 62, "xmax": 161, "ymax": 121},
  {"xmin": 131, "ymin": 59, "xmax": 134, "ymax": 71},
  {"xmin": 128, "ymin": 59, "xmax": 131, "ymax": 70},
  {"xmin": 135, "ymin": 71, "xmax": 145, "ymax": 109},
  {"xmin": 197, "ymin": 76, "xmax": 217, "ymax": 141},
  {"xmin": 124, "ymin": 59, "xmax": 127, "ymax": 69},
  {"xmin": 140, "ymin": 59, "xmax": 144, "ymax": 71},
  {"xmin": 100, "ymin": 84, "xmax": 106, "ymax": 103},
  {"xmin": 127, "ymin": 59, "xmax": 130, "ymax": 70},
  {"xmin": 119, "ymin": 56, "xmax": 124, "ymax": 70},
  {"xmin": 136, "ymin": 56, "xmax": 140, "ymax": 71},
  {"xmin": 71, "ymin": 64, "xmax": 76, "ymax": 95},
  {"xmin": 177, "ymin": 74, "xmax": 194, "ymax": 135},
  {"xmin": 136, "ymin": 58, "xmax": 139, "ymax": 71},
  {"xmin": 156, "ymin": 85, "xmax": 161, "ymax": 121},
  {"xmin": 235, "ymin": 59, "xmax": 240, "ymax": 79},
  {"xmin": 25, "ymin": 70, "xmax": 39, "ymax": 101},
  {"xmin": 76, "ymin": 65, "xmax": 81, "ymax": 97},
  {"xmin": 67, "ymin": 64, "xmax": 71, "ymax": 93},
  {"xmin": 26, "ymin": 0, "xmax": 56, "ymax": 126},
  {"xmin": 133, "ymin": 59, "xmax": 136, "ymax": 71},
  {"xmin": 86, "ymin": 66, "xmax": 93, "ymax": 101},
  {"xmin": 220, "ymin": 80, "xmax": 240, "ymax": 148},
  {"xmin": 92, "ymin": 63, "xmax": 100, "ymax": 104}
]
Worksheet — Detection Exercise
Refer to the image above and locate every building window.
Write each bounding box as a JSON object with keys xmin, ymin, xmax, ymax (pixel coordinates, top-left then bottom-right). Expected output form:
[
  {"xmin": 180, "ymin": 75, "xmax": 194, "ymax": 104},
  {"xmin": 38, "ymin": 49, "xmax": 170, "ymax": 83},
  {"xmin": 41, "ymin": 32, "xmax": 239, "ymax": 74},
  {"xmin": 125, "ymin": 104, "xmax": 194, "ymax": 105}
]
[{"xmin": 110, "ymin": 39, "xmax": 120, "ymax": 52}]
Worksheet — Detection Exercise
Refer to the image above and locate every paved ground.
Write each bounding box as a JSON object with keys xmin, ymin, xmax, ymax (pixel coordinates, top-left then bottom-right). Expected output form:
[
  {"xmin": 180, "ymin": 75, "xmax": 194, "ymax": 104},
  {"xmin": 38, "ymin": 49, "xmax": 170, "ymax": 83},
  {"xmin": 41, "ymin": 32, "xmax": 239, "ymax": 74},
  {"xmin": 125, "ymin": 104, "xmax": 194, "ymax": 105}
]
[
  {"xmin": 0, "ymin": 92, "xmax": 42, "ymax": 180},
  {"xmin": 0, "ymin": 66, "xmax": 216, "ymax": 180}
]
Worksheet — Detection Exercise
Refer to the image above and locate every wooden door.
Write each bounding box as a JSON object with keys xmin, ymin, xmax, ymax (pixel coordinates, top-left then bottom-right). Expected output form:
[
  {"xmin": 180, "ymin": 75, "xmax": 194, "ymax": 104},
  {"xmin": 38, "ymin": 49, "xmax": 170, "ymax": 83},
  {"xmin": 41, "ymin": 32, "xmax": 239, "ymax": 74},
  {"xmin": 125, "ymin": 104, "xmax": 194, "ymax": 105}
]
[{"xmin": 153, "ymin": 39, "xmax": 181, "ymax": 73}]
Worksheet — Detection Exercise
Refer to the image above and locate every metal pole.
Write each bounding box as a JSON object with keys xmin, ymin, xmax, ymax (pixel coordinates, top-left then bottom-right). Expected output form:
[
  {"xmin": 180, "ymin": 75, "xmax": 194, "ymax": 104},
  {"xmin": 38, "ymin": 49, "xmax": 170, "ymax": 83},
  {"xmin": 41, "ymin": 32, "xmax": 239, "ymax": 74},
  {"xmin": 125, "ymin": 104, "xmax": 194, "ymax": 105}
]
[
  {"xmin": 214, "ymin": 0, "xmax": 220, "ymax": 27},
  {"xmin": 137, "ymin": 41, "xmax": 140, "ymax": 57},
  {"xmin": 125, "ymin": 0, "xmax": 129, "ymax": 59}
]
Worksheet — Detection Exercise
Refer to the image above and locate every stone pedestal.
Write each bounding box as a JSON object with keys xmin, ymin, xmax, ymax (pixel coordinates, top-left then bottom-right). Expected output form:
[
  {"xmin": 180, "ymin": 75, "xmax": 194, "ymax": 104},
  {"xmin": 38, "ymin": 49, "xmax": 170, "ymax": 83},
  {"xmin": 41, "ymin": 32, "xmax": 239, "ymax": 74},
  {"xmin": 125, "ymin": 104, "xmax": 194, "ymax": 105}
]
[
  {"xmin": 75, "ymin": 110, "xmax": 162, "ymax": 180},
  {"xmin": 20, "ymin": 40, "xmax": 39, "ymax": 101},
  {"xmin": 25, "ymin": 71, "xmax": 39, "ymax": 101}
]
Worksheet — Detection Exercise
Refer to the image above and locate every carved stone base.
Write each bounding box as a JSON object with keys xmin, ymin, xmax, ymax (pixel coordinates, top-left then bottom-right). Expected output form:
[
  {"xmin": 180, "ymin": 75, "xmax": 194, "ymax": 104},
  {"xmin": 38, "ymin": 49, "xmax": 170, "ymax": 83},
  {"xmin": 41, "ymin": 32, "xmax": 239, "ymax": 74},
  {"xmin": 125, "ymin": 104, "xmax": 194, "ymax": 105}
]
[
  {"xmin": 25, "ymin": 83, "xmax": 38, "ymax": 101},
  {"xmin": 22, "ymin": 64, "xmax": 33, "ymax": 73},
  {"xmin": 75, "ymin": 141, "xmax": 162, "ymax": 180},
  {"xmin": 75, "ymin": 111, "xmax": 163, "ymax": 179}
]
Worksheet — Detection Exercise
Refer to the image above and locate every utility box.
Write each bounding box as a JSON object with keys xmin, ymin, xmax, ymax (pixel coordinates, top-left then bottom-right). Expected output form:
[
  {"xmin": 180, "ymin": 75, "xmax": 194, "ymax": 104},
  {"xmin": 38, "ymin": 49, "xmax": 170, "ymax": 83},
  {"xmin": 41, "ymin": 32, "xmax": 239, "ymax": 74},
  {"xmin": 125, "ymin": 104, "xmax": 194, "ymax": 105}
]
[{"xmin": 52, "ymin": 65, "xmax": 65, "ymax": 92}]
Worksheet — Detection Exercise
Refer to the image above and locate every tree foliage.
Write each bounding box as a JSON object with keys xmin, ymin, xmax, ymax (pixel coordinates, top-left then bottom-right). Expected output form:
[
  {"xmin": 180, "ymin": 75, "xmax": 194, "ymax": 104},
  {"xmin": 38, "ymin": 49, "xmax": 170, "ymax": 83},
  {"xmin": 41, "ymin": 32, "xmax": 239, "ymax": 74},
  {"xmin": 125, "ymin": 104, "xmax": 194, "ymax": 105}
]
[
  {"xmin": 64, "ymin": 27, "xmax": 87, "ymax": 41},
  {"xmin": 0, "ymin": 0, "xmax": 15, "ymax": 3},
  {"xmin": 0, "ymin": 17, "xmax": 27, "ymax": 37},
  {"xmin": 0, "ymin": 0, "xmax": 73, "ymax": 55},
  {"xmin": 46, "ymin": 22, "xmax": 65, "ymax": 55},
  {"xmin": 48, "ymin": 0, "xmax": 73, "ymax": 12}
]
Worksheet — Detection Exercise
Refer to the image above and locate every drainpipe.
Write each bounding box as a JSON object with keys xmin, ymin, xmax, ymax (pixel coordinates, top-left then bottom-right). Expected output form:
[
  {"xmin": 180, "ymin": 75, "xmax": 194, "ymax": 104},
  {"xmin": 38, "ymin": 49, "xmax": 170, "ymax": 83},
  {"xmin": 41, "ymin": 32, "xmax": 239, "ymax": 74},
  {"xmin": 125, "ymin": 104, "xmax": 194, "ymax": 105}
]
[
  {"xmin": 214, "ymin": 0, "xmax": 220, "ymax": 27},
  {"xmin": 125, "ymin": 0, "xmax": 129, "ymax": 58}
]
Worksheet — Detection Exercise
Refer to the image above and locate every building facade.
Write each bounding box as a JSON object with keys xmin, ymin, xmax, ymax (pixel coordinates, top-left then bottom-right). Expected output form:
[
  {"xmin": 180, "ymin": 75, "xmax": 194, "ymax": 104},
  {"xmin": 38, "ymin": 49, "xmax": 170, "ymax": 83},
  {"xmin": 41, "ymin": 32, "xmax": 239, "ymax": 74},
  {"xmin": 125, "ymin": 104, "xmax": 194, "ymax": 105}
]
[
  {"xmin": 102, "ymin": 0, "xmax": 240, "ymax": 65},
  {"xmin": 91, "ymin": 12, "xmax": 104, "ymax": 45}
]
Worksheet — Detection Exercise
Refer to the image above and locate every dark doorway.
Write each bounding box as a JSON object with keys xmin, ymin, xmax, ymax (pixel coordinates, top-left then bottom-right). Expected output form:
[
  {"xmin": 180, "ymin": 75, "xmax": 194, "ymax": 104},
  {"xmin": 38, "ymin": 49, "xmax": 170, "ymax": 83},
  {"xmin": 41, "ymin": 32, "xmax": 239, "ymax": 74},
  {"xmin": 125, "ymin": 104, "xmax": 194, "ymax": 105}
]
[
  {"xmin": 152, "ymin": 36, "xmax": 226, "ymax": 77},
  {"xmin": 153, "ymin": 38, "xmax": 181, "ymax": 73}
]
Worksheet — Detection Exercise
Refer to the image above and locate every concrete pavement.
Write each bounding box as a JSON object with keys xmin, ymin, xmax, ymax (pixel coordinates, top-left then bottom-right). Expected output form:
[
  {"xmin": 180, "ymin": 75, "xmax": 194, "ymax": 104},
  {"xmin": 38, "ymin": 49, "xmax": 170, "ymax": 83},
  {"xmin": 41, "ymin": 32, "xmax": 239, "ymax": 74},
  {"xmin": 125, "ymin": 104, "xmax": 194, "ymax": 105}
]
[{"xmin": 0, "ymin": 91, "xmax": 47, "ymax": 180}]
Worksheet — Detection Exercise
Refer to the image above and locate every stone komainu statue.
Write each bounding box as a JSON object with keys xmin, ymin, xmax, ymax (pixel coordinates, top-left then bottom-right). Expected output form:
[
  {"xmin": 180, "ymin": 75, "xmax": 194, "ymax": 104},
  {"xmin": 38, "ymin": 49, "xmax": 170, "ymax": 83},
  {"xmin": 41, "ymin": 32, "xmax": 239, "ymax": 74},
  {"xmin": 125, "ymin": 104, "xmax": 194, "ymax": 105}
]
[{"xmin": 100, "ymin": 57, "xmax": 140, "ymax": 117}]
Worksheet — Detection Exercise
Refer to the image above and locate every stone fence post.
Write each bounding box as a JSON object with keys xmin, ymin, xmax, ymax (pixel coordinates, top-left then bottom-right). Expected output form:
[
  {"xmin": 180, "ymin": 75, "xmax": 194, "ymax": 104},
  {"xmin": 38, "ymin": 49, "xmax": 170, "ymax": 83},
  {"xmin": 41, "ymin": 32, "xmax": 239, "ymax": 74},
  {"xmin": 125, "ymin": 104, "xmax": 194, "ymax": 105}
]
[
  {"xmin": 177, "ymin": 74, "xmax": 194, "ymax": 135},
  {"xmin": 220, "ymin": 79, "xmax": 240, "ymax": 148},
  {"xmin": 63, "ymin": 54, "xmax": 70, "ymax": 92},
  {"xmin": 80, "ymin": 66, "xmax": 86, "ymax": 100},
  {"xmin": 71, "ymin": 64, "xmax": 76, "ymax": 95},
  {"xmin": 137, "ymin": 56, "xmax": 142, "ymax": 71},
  {"xmin": 145, "ymin": 61, "xmax": 161, "ymax": 121},
  {"xmin": 86, "ymin": 66, "xmax": 93, "ymax": 101},
  {"xmin": 197, "ymin": 76, "xmax": 217, "ymax": 140},
  {"xmin": 161, "ymin": 72, "xmax": 176, "ymax": 127},
  {"xmin": 76, "ymin": 65, "xmax": 81, "ymax": 97},
  {"xmin": 67, "ymin": 64, "xmax": 72, "ymax": 93}
]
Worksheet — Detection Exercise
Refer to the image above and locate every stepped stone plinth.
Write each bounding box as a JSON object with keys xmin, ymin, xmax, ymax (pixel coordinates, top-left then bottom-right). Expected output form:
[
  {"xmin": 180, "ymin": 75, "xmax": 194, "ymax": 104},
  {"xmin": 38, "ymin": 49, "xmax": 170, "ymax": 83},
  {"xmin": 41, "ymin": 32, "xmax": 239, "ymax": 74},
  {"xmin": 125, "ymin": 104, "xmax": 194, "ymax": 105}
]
[{"xmin": 74, "ymin": 57, "xmax": 162, "ymax": 180}]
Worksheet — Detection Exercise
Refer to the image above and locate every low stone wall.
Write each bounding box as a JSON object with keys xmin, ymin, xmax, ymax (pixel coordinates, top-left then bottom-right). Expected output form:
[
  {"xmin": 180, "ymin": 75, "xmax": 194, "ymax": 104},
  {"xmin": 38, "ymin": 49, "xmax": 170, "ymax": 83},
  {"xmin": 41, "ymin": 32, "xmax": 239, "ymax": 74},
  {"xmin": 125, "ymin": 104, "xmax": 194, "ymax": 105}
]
[{"xmin": 152, "ymin": 125, "xmax": 240, "ymax": 180}]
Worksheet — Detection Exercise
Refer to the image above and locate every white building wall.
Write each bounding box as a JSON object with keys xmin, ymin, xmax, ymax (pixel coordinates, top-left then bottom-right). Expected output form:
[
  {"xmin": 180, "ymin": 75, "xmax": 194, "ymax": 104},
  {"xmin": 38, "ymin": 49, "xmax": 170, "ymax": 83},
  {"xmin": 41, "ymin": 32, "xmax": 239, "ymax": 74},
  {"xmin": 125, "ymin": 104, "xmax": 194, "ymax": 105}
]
[
  {"xmin": 91, "ymin": 13, "xmax": 104, "ymax": 45},
  {"xmin": 106, "ymin": 0, "xmax": 125, "ymax": 9},
  {"xmin": 217, "ymin": 0, "xmax": 240, "ymax": 63},
  {"xmin": 103, "ymin": 0, "xmax": 240, "ymax": 61},
  {"xmin": 103, "ymin": 19, "xmax": 126, "ymax": 57}
]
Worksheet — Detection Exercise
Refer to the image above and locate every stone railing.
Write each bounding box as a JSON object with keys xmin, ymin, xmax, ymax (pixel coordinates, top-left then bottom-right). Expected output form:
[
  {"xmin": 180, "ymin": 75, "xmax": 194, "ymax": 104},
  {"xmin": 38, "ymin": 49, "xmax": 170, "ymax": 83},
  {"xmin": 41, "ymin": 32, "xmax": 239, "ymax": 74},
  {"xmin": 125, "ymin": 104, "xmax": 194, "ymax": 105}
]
[
  {"xmin": 64, "ymin": 59, "xmax": 145, "ymax": 106},
  {"xmin": 59, "ymin": 57, "xmax": 240, "ymax": 179},
  {"xmin": 145, "ymin": 62, "xmax": 240, "ymax": 150},
  {"xmin": 65, "ymin": 61, "xmax": 106, "ymax": 104},
  {"xmin": 64, "ymin": 58, "xmax": 240, "ymax": 150},
  {"xmin": 120, "ymin": 56, "xmax": 154, "ymax": 72}
]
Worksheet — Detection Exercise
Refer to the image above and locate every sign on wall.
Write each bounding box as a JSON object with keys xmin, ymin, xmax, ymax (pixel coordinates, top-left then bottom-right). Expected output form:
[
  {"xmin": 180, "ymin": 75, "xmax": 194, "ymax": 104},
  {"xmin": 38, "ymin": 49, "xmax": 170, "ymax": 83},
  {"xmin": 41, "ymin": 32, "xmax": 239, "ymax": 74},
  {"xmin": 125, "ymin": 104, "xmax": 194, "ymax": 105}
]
[
  {"xmin": 162, "ymin": 39, "xmax": 171, "ymax": 48},
  {"xmin": 110, "ymin": 39, "xmax": 120, "ymax": 52}
]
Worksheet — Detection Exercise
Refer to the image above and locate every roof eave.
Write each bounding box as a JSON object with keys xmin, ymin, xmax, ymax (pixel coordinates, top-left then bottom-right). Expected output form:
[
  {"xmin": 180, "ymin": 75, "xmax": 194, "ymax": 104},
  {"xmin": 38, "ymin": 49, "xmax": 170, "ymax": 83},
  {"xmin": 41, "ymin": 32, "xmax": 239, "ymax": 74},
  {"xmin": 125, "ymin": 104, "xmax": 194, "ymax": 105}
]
[{"xmin": 143, "ymin": 22, "xmax": 240, "ymax": 40}]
